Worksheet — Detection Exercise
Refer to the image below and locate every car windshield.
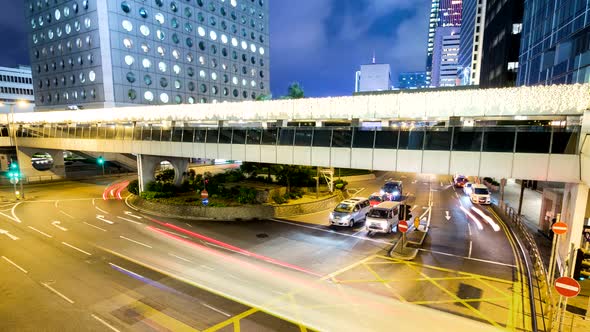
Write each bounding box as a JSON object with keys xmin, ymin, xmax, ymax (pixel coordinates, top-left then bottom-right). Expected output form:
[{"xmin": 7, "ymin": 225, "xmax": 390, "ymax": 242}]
[
  {"xmin": 334, "ymin": 203, "xmax": 353, "ymax": 213},
  {"xmin": 382, "ymin": 183, "xmax": 400, "ymax": 193},
  {"xmin": 368, "ymin": 209, "xmax": 389, "ymax": 218},
  {"xmin": 369, "ymin": 195, "xmax": 382, "ymax": 202},
  {"xmin": 465, "ymin": 183, "xmax": 472, "ymax": 187},
  {"xmin": 474, "ymin": 188, "xmax": 489, "ymax": 195},
  {"xmin": 457, "ymin": 177, "xmax": 466, "ymax": 182}
]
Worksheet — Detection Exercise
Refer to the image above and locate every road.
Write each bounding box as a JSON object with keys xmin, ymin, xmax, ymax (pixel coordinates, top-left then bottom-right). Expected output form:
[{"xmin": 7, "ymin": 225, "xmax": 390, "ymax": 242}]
[{"xmin": 0, "ymin": 173, "xmax": 523, "ymax": 331}]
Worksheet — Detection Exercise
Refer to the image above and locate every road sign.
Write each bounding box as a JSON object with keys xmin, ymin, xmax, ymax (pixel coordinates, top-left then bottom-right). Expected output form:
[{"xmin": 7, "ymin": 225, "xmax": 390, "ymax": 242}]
[
  {"xmin": 555, "ymin": 276, "xmax": 581, "ymax": 298},
  {"xmin": 202, "ymin": 198, "xmax": 209, "ymax": 207},
  {"xmin": 9, "ymin": 178, "xmax": 18, "ymax": 185},
  {"xmin": 552, "ymin": 222, "xmax": 568, "ymax": 235},
  {"xmin": 414, "ymin": 217, "xmax": 420, "ymax": 229},
  {"xmin": 201, "ymin": 190, "xmax": 209, "ymax": 199},
  {"xmin": 398, "ymin": 220, "xmax": 408, "ymax": 233}
]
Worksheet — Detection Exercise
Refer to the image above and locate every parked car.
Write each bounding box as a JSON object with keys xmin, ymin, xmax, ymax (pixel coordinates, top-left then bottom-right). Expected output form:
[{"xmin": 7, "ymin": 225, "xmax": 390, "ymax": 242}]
[
  {"xmin": 368, "ymin": 192, "xmax": 385, "ymax": 207},
  {"xmin": 380, "ymin": 180, "xmax": 403, "ymax": 201},
  {"xmin": 463, "ymin": 182, "xmax": 473, "ymax": 195},
  {"xmin": 365, "ymin": 201, "xmax": 401, "ymax": 234},
  {"xmin": 453, "ymin": 174, "xmax": 468, "ymax": 188},
  {"xmin": 329, "ymin": 197, "xmax": 371, "ymax": 227},
  {"xmin": 470, "ymin": 184, "xmax": 491, "ymax": 205}
]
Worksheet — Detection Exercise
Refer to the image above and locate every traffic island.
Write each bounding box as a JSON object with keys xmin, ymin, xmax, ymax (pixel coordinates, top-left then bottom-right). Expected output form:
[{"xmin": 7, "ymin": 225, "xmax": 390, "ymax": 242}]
[{"xmin": 389, "ymin": 241, "xmax": 419, "ymax": 260}]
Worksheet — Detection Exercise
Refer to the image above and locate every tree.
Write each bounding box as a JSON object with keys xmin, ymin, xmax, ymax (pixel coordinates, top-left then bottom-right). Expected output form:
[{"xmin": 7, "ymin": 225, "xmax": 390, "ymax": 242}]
[
  {"xmin": 286, "ymin": 82, "xmax": 305, "ymax": 99},
  {"xmin": 275, "ymin": 165, "xmax": 314, "ymax": 193},
  {"xmin": 256, "ymin": 93, "xmax": 272, "ymax": 101}
]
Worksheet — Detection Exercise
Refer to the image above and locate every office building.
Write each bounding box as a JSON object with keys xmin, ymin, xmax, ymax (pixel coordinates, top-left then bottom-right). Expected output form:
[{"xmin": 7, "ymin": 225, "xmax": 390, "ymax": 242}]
[
  {"xmin": 457, "ymin": 0, "xmax": 486, "ymax": 86},
  {"xmin": 426, "ymin": 0, "xmax": 463, "ymax": 86},
  {"xmin": 517, "ymin": 0, "xmax": 588, "ymax": 86},
  {"xmin": 354, "ymin": 58, "xmax": 392, "ymax": 92},
  {"xmin": 0, "ymin": 65, "xmax": 35, "ymax": 113},
  {"xmin": 397, "ymin": 72, "xmax": 428, "ymax": 90},
  {"xmin": 432, "ymin": 26, "xmax": 461, "ymax": 87},
  {"xmin": 24, "ymin": 0, "xmax": 270, "ymax": 110},
  {"xmin": 480, "ymin": 0, "xmax": 523, "ymax": 87}
]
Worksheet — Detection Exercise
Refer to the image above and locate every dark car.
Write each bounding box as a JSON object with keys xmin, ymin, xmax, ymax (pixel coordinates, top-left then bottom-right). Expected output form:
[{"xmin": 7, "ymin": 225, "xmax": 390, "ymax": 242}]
[
  {"xmin": 368, "ymin": 192, "xmax": 385, "ymax": 206},
  {"xmin": 453, "ymin": 175, "xmax": 468, "ymax": 188},
  {"xmin": 380, "ymin": 181, "xmax": 403, "ymax": 201}
]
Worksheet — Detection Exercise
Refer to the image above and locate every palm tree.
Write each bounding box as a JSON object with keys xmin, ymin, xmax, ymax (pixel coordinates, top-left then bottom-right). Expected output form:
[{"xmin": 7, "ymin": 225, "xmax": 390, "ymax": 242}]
[{"xmin": 287, "ymin": 82, "xmax": 305, "ymax": 99}]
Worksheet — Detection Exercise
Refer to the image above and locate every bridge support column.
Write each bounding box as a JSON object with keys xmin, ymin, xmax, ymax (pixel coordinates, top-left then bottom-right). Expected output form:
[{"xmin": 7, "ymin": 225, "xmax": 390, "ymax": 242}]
[
  {"xmin": 16, "ymin": 147, "xmax": 65, "ymax": 182},
  {"xmin": 556, "ymin": 182, "xmax": 589, "ymax": 275},
  {"xmin": 136, "ymin": 154, "xmax": 189, "ymax": 193}
]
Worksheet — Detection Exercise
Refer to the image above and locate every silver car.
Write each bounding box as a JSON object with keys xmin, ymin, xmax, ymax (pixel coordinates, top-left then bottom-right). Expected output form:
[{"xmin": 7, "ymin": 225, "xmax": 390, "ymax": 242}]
[{"xmin": 329, "ymin": 197, "xmax": 371, "ymax": 227}]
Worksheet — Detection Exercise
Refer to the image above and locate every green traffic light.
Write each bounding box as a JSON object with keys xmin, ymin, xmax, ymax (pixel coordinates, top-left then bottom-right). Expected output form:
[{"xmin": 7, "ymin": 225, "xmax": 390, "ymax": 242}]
[{"xmin": 97, "ymin": 156, "xmax": 104, "ymax": 165}]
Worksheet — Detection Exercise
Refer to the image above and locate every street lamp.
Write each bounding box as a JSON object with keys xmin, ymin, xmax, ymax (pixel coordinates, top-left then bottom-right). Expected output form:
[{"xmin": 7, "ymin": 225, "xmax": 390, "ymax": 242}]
[{"xmin": 1, "ymin": 100, "xmax": 29, "ymax": 199}]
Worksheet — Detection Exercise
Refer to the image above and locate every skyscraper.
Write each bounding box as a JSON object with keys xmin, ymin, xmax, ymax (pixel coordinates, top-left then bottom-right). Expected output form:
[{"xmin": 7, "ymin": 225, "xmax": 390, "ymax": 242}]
[
  {"xmin": 426, "ymin": 0, "xmax": 463, "ymax": 86},
  {"xmin": 397, "ymin": 71, "xmax": 428, "ymax": 90},
  {"xmin": 432, "ymin": 26, "xmax": 461, "ymax": 87},
  {"xmin": 24, "ymin": 0, "xmax": 270, "ymax": 111},
  {"xmin": 457, "ymin": 0, "xmax": 486, "ymax": 86}
]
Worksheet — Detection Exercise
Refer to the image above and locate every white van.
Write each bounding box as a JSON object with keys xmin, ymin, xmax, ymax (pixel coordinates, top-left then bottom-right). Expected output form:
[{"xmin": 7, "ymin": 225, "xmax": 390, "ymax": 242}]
[
  {"xmin": 329, "ymin": 197, "xmax": 371, "ymax": 227},
  {"xmin": 365, "ymin": 201, "xmax": 401, "ymax": 234}
]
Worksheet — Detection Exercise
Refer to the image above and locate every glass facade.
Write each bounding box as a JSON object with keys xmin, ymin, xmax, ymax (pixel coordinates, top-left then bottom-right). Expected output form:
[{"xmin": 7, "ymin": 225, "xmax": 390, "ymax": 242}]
[
  {"xmin": 25, "ymin": 0, "xmax": 270, "ymax": 109},
  {"xmin": 457, "ymin": 0, "xmax": 486, "ymax": 86},
  {"xmin": 397, "ymin": 71, "xmax": 428, "ymax": 89},
  {"xmin": 518, "ymin": 0, "xmax": 587, "ymax": 86},
  {"xmin": 427, "ymin": 0, "xmax": 463, "ymax": 87}
]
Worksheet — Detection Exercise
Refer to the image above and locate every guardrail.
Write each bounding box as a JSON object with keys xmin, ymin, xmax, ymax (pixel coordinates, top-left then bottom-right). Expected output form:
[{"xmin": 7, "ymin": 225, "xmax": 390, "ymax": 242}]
[
  {"xmin": 497, "ymin": 200, "xmax": 554, "ymax": 331},
  {"xmin": 0, "ymin": 172, "xmax": 137, "ymax": 187}
]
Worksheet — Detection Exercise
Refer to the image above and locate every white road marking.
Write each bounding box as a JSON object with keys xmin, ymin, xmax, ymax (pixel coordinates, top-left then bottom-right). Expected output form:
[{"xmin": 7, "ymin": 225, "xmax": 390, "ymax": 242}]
[
  {"xmin": 28, "ymin": 226, "xmax": 53, "ymax": 238},
  {"xmin": 156, "ymin": 228, "xmax": 190, "ymax": 239},
  {"xmin": 201, "ymin": 303, "xmax": 231, "ymax": 317},
  {"xmin": 1, "ymin": 256, "xmax": 28, "ymax": 274},
  {"xmin": 10, "ymin": 202, "xmax": 22, "ymax": 223},
  {"xmin": 270, "ymin": 218, "xmax": 392, "ymax": 245},
  {"xmin": 467, "ymin": 223, "xmax": 472, "ymax": 237},
  {"xmin": 169, "ymin": 253, "xmax": 192, "ymax": 262},
  {"xmin": 124, "ymin": 211, "xmax": 142, "ymax": 219},
  {"xmin": 411, "ymin": 205, "xmax": 419, "ymax": 211},
  {"xmin": 0, "ymin": 229, "xmax": 19, "ymax": 240},
  {"xmin": 468, "ymin": 241, "xmax": 473, "ymax": 258},
  {"xmin": 117, "ymin": 216, "xmax": 142, "ymax": 225},
  {"xmin": 205, "ymin": 242, "xmax": 251, "ymax": 256},
  {"xmin": 96, "ymin": 215, "xmax": 114, "ymax": 225},
  {"xmin": 445, "ymin": 211, "xmax": 451, "ymax": 221},
  {"xmin": 59, "ymin": 210, "xmax": 75, "ymax": 219},
  {"xmin": 95, "ymin": 206, "xmax": 109, "ymax": 214},
  {"xmin": 185, "ymin": 223, "xmax": 193, "ymax": 228},
  {"xmin": 52, "ymin": 221, "xmax": 68, "ymax": 231},
  {"xmin": 62, "ymin": 242, "xmax": 92, "ymax": 256},
  {"xmin": 454, "ymin": 192, "xmax": 460, "ymax": 198},
  {"xmin": 91, "ymin": 314, "xmax": 121, "ymax": 332},
  {"xmin": 272, "ymin": 290, "xmax": 285, "ymax": 296},
  {"xmin": 84, "ymin": 222, "xmax": 107, "ymax": 232},
  {"xmin": 226, "ymin": 273, "xmax": 241, "ymax": 280},
  {"xmin": 200, "ymin": 265, "xmax": 215, "ymax": 271},
  {"xmin": 417, "ymin": 248, "xmax": 516, "ymax": 267},
  {"xmin": 440, "ymin": 181, "xmax": 443, "ymax": 187},
  {"xmin": 92, "ymin": 198, "xmax": 95, "ymax": 206},
  {"xmin": 120, "ymin": 236, "xmax": 152, "ymax": 248},
  {"xmin": 54, "ymin": 201, "xmax": 59, "ymax": 208},
  {"xmin": 109, "ymin": 263, "xmax": 144, "ymax": 279},
  {"xmin": 42, "ymin": 282, "xmax": 75, "ymax": 304},
  {"xmin": 0, "ymin": 211, "xmax": 21, "ymax": 223}
]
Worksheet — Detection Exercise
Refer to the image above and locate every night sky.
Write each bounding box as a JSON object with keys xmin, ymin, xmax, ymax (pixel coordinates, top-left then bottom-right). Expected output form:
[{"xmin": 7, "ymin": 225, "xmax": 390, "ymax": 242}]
[{"xmin": 0, "ymin": 0, "xmax": 430, "ymax": 98}]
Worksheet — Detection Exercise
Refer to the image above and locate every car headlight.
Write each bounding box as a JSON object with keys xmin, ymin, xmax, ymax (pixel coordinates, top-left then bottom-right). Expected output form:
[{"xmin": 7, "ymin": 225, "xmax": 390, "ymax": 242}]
[
  {"xmin": 329, "ymin": 212, "xmax": 334, "ymax": 220},
  {"xmin": 380, "ymin": 190, "xmax": 385, "ymax": 195},
  {"xmin": 392, "ymin": 191, "xmax": 400, "ymax": 196},
  {"xmin": 341, "ymin": 215, "xmax": 350, "ymax": 221}
]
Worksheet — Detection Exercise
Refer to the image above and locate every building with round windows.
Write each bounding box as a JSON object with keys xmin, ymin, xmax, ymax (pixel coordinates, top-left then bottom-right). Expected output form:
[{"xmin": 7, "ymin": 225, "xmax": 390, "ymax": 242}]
[{"xmin": 25, "ymin": 0, "xmax": 270, "ymax": 110}]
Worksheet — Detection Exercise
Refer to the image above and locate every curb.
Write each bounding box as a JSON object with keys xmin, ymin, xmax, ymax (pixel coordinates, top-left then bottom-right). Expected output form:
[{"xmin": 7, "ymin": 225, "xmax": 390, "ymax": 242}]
[{"xmin": 389, "ymin": 241, "xmax": 419, "ymax": 260}]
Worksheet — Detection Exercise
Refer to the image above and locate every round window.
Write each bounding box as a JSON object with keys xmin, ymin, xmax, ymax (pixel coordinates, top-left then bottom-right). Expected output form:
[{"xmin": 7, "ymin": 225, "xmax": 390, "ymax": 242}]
[
  {"xmin": 186, "ymin": 38, "xmax": 193, "ymax": 47},
  {"xmin": 140, "ymin": 25, "xmax": 150, "ymax": 36},
  {"xmin": 158, "ymin": 62, "xmax": 167, "ymax": 72},
  {"xmin": 142, "ymin": 58, "xmax": 151, "ymax": 68},
  {"xmin": 157, "ymin": 46, "xmax": 165, "ymax": 56},
  {"xmin": 128, "ymin": 89, "xmax": 137, "ymax": 100},
  {"xmin": 141, "ymin": 43, "xmax": 150, "ymax": 53},
  {"xmin": 157, "ymin": 30, "xmax": 165, "ymax": 40},
  {"xmin": 160, "ymin": 77, "xmax": 168, "ymax": 88},
  {"xmin": 173, "ymin": 65, "xmax": 181, "ymax": 75},
  {"xmin": 124, "ymin": 55, "xmax": 134, "ymax": 66},
  {"xmin": 139, "ymin": 8, "xmax": 148, "ymax": 18},
  {"xmin": 155, "ymin": 13, "xmax": 165, "ymax": 25},
  {"xmin": 233, "ymin": 89, "xmax": 238, "ymax": 97},
  {"xmin": 126, "ymin": 72, "xmax": 135, "ymax": 83},
  {"xmin": 144, "ymin": 75, "xmax": 152, "ymax": 85},
  {"xmin": 198, "ymin": 26, "xmax": 206, "ymax": 37},
  {"xmin": 188, "ymin": 96, "xmax": 195, "ymax": 104},
  {"xmin": 121, "ymin": 2, "xmax": 131, "ymax": 13},
  {"xmin": 174, "ymin": 80, "xmax": 181, "ymax": 89},
  {"xmin": 121, "ymin": 20, "xmax": 133, "ymax": 31},
  {"xmin": 170, "ymin": 2, "xmax": 178, "ymax": 12},
  {"xmin": 89, "ymin": 70, "xmax": 96, "ymax": 82},
  {"xmin": 160, "ymin": 93, "xmax": 169, "ymax": 103},
  {"xmin": 144, "ymin": 91, "xmax": 154, "ymax": 101},
  {"xmin": 123, "ymin": 38, "xmax": 133, "ymax": 49},
  {"xmin": 175, "ymin": 95, "xmax": 182, "ymax": 104}
]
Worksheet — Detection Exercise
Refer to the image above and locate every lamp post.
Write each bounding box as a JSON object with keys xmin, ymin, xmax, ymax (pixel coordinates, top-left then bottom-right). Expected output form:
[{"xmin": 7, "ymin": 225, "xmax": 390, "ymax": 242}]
[{"xmin": 1, "ymin": 101, "xmax": 29, "ymax": 199}]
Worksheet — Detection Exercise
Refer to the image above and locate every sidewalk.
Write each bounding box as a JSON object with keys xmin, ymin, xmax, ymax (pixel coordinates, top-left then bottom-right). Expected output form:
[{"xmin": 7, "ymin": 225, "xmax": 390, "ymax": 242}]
[{"xmin": 495, "ymin": 179, "xmax": 542, "ymax": 228}]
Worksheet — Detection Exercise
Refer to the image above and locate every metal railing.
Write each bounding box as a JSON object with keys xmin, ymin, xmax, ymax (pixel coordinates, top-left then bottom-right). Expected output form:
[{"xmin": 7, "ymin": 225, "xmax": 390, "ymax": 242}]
[{"xmin": 497, "ymin": 200, "xmax": 554, "ymax": 331}]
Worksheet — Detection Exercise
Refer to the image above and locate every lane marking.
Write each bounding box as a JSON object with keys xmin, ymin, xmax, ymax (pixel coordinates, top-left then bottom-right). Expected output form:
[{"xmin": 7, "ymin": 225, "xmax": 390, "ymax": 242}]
[
  {"xmin": 468, "ymin": 241, "xmax": 473, "ymax": 258},
  {"xmin": 59, "ymin": 210, "xmax": 75, "ymax": 219},
  {"xmin": 124, "ymin": 211, "xmax": 142, "ymax": 219},
  {"xmin": 270, "ymin": 218, "xmax": 392, "ymax": 245},
  {"xmin": 91, "ymin": 314, "xmax": 121, "ymax": 332},
  {"xmin": 109, "ymin": 262, "xmax": 144, "ymax": 279},
  {"xmin": 92, "ymin": 198, "xmax": 95, "ymax": 206},
  {"xmin": 202, "ymin": 303, "xmax": 231, "ymax": 317},
  {"xmin": 95, "ymin": 206, "xmax": 109, "ymax": 214},
  {"xmin": 467, "ymin": 223, "xmax": 472, "ymax": 237},
  {"xmin": 42, "ymin": 282, "xmax": 75, "ymax": 304},
  {"xmin": 117, "ymin": 216, "xmax": 142, "ymax": 225},
  {"xmin": 0, "ymin": 229, "xmax": 19, "ymax": 240},
  {"xmin": 417, "ymin": 248, "xmax": 516, "ymax": 267},
  {"xmin": 1, "ymin": 256, "xmax": 28, "ymax": 274},
  {"xmin": 184, "ymin": 223, "xmax": 193, "ymax": 228},
  {"xmin": 11, "ymin": 202, "xmax": 22, "ymax": 223},
  {"xmin": 120, "ymin": 236, "xmax": 152, "ymax": 249},
  {"xmin": 200, "ymin": 264, "xmax": 215, "ymax": 271},
  {"xmin": 84, "ymin": 222, "xmax": 107, "ymax": 232},
  {"xmin": 52, "ymin": 221, "xmax": 68, "ymax": 231},
  {"xmin": 155, "ymin": 228, "xmax": 190, "ymax": 239},
  {"xmin": 411, "ymin": 205, "xmax": 419, "ymax": 211},
  {"xmin": 169, "ymin": 253, "xmax": 192, "ymax": 263},
  {"xmin": 54, "ymin": 201, "xmax": 59, "ymax": 208},
  {"xmin": 96, "ymin": 215, "xmax": 114, "ymax": 225},
  {"xmin": 28, "ymin": 226, "xmax": 53, "ymax": 238},
  {"xmin": 62, "ymin": 242, "xmax": 92, "ymax": 256}
]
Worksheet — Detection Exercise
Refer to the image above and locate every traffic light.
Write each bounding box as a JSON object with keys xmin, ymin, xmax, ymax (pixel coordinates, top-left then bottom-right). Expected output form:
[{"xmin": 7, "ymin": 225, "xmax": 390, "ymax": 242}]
[
  {"xmin": 399, "ymin": 204, "xmax": 413, "ymax": 221},
  {"xmin": 97, "ymin": 156, "xmax": 104, "ymax": 165},
  {"xmin": 8, "ymin": 161, "xmax": 19, "ymax": 179},
  {"xmin": 574, "ymin": 248, "xmax": 590, "ymax": 281}
]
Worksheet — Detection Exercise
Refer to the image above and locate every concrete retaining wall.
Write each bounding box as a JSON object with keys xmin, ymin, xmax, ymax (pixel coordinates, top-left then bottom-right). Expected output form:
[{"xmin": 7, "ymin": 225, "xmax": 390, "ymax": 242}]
[
  {"xmin": 273, "ymin": 192, "xmax": 345, "ymax": 217},
  {"xmin": 339, "ymin": 174, "xmax": 376, "ymax": 182}
]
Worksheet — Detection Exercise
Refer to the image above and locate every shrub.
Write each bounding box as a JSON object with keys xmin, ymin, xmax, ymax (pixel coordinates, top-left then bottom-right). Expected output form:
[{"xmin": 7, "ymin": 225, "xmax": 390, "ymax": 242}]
[
  {"xmin": 272, "ymin": 193, "xmax": 287, "ymax": 204},
  {"xmin": 140, "ymin": 191, "xmax": 173, "ymax": 200},
  {"xmin": 236, "ymin": 187, "xmax": 258, "ymax": 204},
  {"xmin": 127, "ymin": 179, "xmax": 139, "ymax": 195},
  {"xmin": 155, "ymin": 169, "xmax": 175, "ymax": 183},
  {"xmin": 334, "ymin": 179, "xmax": 348, "ymax": 190}
]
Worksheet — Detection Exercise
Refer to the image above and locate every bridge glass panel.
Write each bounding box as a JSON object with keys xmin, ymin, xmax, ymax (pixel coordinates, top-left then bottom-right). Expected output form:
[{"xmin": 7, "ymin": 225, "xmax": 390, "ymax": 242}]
[
  {"xmin": 262, "ymin": 129, "xmax": 278, "ymax": 145},
  {"xmin": 219, "ymin": 129, "xmax": 233, "ymax": 144},
  {"xmin": 294, "ymin": 128, "xmax": 313, "ymax": 146},
  {"xmin": 551, "ymin": 128, "xmax": 579, "ymax": 154},
  {"xmin": 141, "ymin": 127, "xmax": 152, "ymax": 141},
  {"xmin": 160, "ymin": 128, "xmax": 172, "ymax": 141},
  {"xmin": 95, "ymin": 126, "xmax": 104, "ymax": 139},
  {"xmin": 232, "ymin": 129, "xmax": 246, "ymax": 144},
  {"xmin": 353, "ymin": 129, "xmax": 375, "ymax": 148},
  {"xmin": 194, "ymin": 129, "xmax": 206, "ymax": 143},
  {"xmin": 1, "ymin": 126, "xmax": 7, "ymax": 137},
  {"xmin": 483, "ymin": 127, "xmax": 516, "ymax": 152},
  {"xmin": 452, "ymin": 128, "xmax": 483, "ymax": 151},
  {"xmin": 106, "ymin": 126, "xmax": 117, "ymax": 139},
  {"xmin": 278, "ymin": 128, "xmax": 295, "ymax": 145},
  {"xmin": 133, "ymin": 126, "xmax": 143, "ymax": 140},
  {"xmin": 41, "ymin": 126, "xmax": 50, "ymax": 137},
  {"xmin": 171, "ymin": 128, "xmax": 183, "ymax": 142},
  {"xmin": 115, "ymin": 125, "xmax": 125, "ymax": 140},
  {"xmin": 124, "ymin": 126, "xmax": 134, "ymax": 140},
  {"xmin": 332, "ymin": 129, "xmax": 352, "ymax": 148},
  {"xmin": 312, "ymin": 128, "xmax": 332, "ymax": 147},
  {"xmin": 399, "ymin": 130, "xmax": 423, "ymax": 150},
  {"xmin": 89, "ymin": 125, "xmax": 98, "ymax": 139},
  {"xmin": 151, "ymin": 127, "xmax": 162, "ymax": 141},
  {"xmin": 182, "ymin": 128, "xmax": 194, "ymax": 142},
  {"xmin": 424, "ymin": 128, "xmax": 452, "ymax": 150},
  {"xmin": 515, "ymin": 127, "xmax": 551, "ymax": 153},
  {"xmin": 246, "ymin": 128, "xmax": 262, "ymax": 144},
  {"xmin": 206, "ymin": 129, "xmax": 219, "ymax": 143},
  {"xmin": 375, "ymin": 130, "xmax": 400, "ymax": 149}
]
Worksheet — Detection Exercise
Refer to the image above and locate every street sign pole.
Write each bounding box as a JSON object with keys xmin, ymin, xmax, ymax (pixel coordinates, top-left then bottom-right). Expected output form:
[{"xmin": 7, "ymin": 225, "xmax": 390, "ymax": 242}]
[{"xmin": 549, "ymin": 214, "xmax": 566, "ymax": 286}]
